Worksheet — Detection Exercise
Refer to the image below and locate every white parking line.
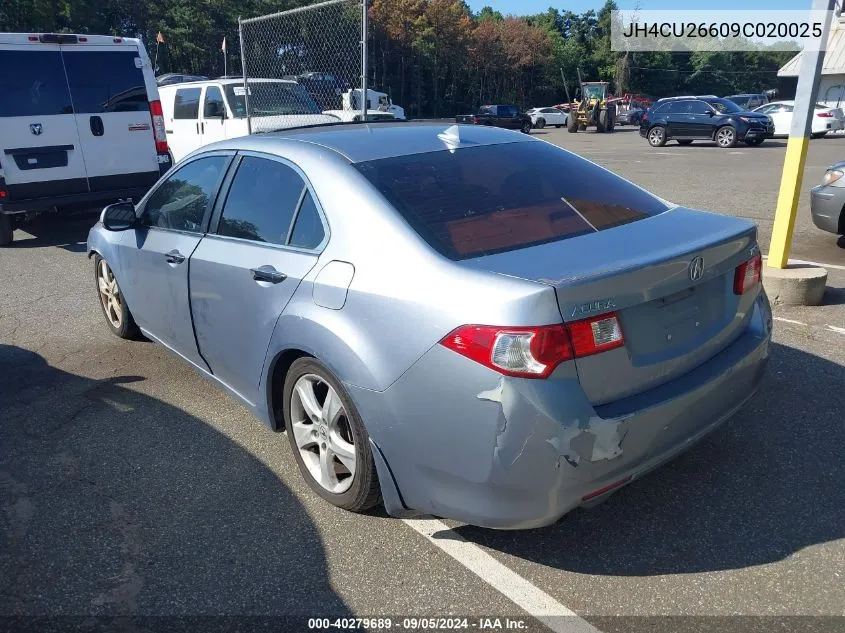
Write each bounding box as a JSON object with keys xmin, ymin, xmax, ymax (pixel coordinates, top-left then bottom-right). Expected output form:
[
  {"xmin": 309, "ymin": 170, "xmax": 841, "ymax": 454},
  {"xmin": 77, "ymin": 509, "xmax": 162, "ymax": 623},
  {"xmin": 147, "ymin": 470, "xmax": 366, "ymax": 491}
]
[
  {"xmin": 762, "ymin": 255, "xmax": 845, "ymax": 271},
  {"xmin": 403, "ymin": 517, "xmax": 600, "ymax": 633},
  {"xmin": 773, "ymin": 317, "xmax": 806, "ymax": 325},
  {"xmin": 826, "ymin": 325, "xmax": 845, "ymax": 335}
]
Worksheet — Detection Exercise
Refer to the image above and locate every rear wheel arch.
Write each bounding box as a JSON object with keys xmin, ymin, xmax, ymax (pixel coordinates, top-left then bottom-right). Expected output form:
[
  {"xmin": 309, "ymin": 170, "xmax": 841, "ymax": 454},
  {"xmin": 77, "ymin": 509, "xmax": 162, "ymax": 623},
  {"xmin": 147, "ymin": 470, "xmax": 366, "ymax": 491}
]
[{"xmin": 268, "ymin": 348, "xmax": 313, "ymax": 431}]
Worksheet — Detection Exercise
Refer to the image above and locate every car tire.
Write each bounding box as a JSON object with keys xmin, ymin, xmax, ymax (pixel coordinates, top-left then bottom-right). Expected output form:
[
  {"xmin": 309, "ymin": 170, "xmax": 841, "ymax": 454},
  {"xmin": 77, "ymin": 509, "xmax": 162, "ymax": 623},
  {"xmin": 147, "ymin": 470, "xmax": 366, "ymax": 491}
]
[
  {"xmin": 0, "ymin": 214, "xmax": 13, "ymax": 247},
  {"xmin": 678, "ymin": 139, "xmax": 693, "ymax": 145},
  {"xmin": 284, "ymin": 357, "xmax": 381, "ymax": 513},
  {"xmin": 812, "ymin": 132, "xmax": 827, "ymax": 139},
  {"xmin": 745, "ymin": 138, "xmax": 764, "ymax": 146},
  {"xmin": 536, "ymin": 118, "xmax": 546, "ymax": 129},
  {"xmin": 716, "ymin": 125, "xmax": 738, "ymax": 148},
  {"xmin": 520, "ymin": 121, "xmax": 532, "ymax": 134},
  {"xmin": 93, "ymin": 254, "xmax": 140, "ymax": 340},
  {"xmin": 647, "ymin": 126, "xmax": 666, "ymax": 147},
  {"xmin": 555, "ymin": 124, "xmax": 562, "ymax": 128}
]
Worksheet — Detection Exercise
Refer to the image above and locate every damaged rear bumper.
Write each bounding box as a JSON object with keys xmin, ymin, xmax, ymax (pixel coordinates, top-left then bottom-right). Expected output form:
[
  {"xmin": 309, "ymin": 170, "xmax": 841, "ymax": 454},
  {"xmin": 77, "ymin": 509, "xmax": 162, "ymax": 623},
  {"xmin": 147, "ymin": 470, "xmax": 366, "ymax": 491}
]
[{"xmin": 348, "ymin": 292, "xmax": 772, "ymax": 530}]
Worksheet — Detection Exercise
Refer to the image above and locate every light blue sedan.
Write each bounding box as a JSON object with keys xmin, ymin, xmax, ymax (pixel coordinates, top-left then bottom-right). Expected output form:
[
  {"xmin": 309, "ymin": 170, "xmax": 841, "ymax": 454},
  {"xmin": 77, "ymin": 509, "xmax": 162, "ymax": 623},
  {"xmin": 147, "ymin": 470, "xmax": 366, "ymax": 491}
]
[{"xmin": 88, "ymin": 122, "xmax": 772, "ymax": 529}]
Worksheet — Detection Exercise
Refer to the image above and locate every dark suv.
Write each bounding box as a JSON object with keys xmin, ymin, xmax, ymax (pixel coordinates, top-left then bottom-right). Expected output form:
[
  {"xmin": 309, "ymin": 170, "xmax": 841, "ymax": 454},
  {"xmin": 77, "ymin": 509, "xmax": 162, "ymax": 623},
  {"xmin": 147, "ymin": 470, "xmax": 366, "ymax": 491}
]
[{"xmin": 640, "ymin": 96, "xmax": 774, "ymax": 148}]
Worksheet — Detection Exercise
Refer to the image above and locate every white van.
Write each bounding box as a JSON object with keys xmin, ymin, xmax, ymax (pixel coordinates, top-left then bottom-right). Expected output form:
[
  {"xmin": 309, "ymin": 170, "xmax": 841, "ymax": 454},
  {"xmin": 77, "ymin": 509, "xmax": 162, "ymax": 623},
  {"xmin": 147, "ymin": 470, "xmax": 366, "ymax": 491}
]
[
  {"xmin": 0, "ymin": 33, "xmax": 171, "ymax": 245},
  {"xmin": 158, "ymin": 78, "xmax": 340, "ymax": 162}
]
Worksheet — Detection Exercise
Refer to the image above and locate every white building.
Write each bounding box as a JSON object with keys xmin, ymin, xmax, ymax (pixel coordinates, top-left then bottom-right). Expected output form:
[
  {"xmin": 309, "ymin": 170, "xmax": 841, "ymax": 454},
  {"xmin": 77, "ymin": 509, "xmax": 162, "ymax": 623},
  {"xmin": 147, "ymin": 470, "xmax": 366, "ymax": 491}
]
[{"xmin": 779, "ymin": 16, "xmax": 845, "ymax": 108}]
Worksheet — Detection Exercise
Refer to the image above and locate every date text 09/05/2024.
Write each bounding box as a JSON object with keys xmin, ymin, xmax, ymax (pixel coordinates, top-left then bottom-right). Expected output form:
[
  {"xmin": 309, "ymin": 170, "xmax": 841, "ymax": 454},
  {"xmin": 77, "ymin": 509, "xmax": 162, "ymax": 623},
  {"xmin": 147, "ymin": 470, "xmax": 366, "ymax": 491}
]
[{"xmin": 308, "ymin": 617, "xmax": 531, "ymax": 630}]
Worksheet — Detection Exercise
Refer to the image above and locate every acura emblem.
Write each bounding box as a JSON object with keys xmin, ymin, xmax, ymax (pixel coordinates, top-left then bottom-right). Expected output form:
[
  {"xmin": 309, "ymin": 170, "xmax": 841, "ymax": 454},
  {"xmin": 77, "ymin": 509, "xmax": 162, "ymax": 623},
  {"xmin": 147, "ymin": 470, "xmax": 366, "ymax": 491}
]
[
  {"xmin": 30, "ymin": 123, "xmax": 43, "ymax": 135},
  {"xmin": 689, "ymin": 256, "xmax": 704, "ymax": 281}
]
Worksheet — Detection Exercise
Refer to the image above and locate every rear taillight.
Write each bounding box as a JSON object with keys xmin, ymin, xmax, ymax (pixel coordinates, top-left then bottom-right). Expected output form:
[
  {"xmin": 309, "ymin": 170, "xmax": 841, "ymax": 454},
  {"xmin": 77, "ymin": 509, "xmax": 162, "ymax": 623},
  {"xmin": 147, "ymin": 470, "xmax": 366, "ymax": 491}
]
[
  {"xmin": 149, "ymin": 100, "xmax": 168, "ymax": 153},
  {"xmin": 733, "ymin": 253, "xmax": 762, "ymax": 295},
  {"xmin": 439, "ymin": 312, "xmax": 624, "ymax": 379},
  {"xmin": 817, "ymin": 111, "xmax": 833, "ymax": 117}
]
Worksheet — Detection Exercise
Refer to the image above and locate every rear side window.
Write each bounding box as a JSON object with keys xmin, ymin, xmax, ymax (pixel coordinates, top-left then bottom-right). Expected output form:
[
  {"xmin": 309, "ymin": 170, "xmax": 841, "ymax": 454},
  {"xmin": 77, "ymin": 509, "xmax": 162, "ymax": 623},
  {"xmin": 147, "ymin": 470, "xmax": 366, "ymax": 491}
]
[
  {"xmin": 218, "ymin": 157, "xmax": 305, "ymax": 246},
  {"xmin": 652, "ymin": 102, "xmax": 670, "ymax": 114},
  {"xmin": 174, "ymin": 88, "xmax": 201, "ymax": 119},
  {"xmin": 289, "ymin": 191, "xmax": 325, "ymax": 249},
  {"xmin": 669, "ymin": 101, "xmax": 691, "ymax": 115},
  {"xmin": 354, "ymin": 141, "xmax": 668, "ymax": 260},
  {"xmin": 0, "ymin": 50, "xmax": 72, "ymax": 117},
  {"xmin": 63, "ymin": 50, "xmax": 149, "ymax": 113}
]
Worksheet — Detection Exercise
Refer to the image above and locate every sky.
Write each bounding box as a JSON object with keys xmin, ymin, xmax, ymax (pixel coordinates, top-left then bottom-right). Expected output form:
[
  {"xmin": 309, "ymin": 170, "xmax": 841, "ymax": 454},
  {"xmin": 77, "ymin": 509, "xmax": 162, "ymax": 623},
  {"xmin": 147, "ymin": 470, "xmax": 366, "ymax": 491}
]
[{"xmin": 465, "ymin": 0, "xmax": 811, "ymax": 15}]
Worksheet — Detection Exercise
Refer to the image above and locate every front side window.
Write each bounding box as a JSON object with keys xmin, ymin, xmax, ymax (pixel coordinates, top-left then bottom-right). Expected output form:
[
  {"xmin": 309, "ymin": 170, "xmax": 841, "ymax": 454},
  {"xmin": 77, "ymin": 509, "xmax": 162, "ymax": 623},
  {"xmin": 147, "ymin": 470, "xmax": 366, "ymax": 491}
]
[
  {"xmin": 500, "ymin": 106, "xmax": 518, "ymax": 117},
  {"xmin": 0, "ymin": 50, "xmax": 72, "ymax": 117},
  {"xmin": 63, "ymin": 51, "xmax": 149, "ymax": 113},
  {"xmin": 354, "ymin": 141, "xmax": 668, "ymax": 260},
  {"xmin": 218, "ymin": 157, "xmax": 306, "ymax": 246},
  {"xmin": 142, "ymin": 156, "xmax": 229, "ymax": 232},
  {"xmin": 174, "ymin": 88, "xmax": 201, "ymax": 119},
  {"xmin": 689, "ymin": 101, "xmax": 713, "ymax": 115}
]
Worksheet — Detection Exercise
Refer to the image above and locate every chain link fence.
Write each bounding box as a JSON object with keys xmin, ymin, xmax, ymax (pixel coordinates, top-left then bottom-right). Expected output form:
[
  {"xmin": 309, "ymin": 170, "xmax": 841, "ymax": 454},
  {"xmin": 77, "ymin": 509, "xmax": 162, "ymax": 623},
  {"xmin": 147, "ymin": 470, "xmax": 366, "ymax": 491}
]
[{"xmin": 238, "ymin": 0, "xmax": 365, "ymax": 133}]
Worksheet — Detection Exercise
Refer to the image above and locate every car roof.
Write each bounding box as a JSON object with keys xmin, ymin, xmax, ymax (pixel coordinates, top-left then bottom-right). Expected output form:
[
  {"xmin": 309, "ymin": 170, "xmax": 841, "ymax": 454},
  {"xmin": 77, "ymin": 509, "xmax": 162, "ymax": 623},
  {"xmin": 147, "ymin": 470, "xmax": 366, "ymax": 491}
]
[
  {"xmin": 159, "ymin": 77, "xmax": 297, "ymax": 89},
  {"xmin": 202, "ymin": 121, "xmax": 534, "ymax": 163},
  {"xmin": 727, "ymin": 93, "xmax": 764, "ymax": 98}
]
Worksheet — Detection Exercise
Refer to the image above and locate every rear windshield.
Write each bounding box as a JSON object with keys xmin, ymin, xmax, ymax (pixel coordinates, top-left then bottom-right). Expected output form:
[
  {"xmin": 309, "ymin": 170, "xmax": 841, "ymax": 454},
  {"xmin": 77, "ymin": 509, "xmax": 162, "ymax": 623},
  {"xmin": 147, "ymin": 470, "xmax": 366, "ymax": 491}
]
[
  {"xmin": 0, "ymin": 50, "xmax": 72, "ymax": 117},
  {"xmin": 709, "ymin": 98, "xmax": 743, "ymax": 113},
  {"xmin": 224, "ymin": 82, "xmax": 322, "ymax": 118},
  {"xmin": 354, "ymin": 141, "xmax": 668, "ymax": 260},
  {"xmin": 63, "ymin": 50, "xmax": 149, "ymax": 113}
]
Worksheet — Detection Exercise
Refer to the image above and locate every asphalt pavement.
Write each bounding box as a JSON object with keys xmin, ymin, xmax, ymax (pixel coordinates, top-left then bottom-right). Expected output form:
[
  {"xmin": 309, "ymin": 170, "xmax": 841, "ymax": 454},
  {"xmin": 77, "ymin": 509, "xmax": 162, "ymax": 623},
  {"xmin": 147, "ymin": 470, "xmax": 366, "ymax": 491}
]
[{"xmin": 1, "ymin": 127, "xmax": 843, "ymax": 633}]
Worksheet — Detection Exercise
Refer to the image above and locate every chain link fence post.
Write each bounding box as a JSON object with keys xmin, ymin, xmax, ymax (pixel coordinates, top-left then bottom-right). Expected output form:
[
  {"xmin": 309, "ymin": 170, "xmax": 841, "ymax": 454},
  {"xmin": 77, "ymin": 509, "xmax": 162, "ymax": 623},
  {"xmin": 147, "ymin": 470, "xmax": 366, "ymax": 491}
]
[{"xmin": 239, "ymin": 0, "xmax": 364, "ymax": 133}]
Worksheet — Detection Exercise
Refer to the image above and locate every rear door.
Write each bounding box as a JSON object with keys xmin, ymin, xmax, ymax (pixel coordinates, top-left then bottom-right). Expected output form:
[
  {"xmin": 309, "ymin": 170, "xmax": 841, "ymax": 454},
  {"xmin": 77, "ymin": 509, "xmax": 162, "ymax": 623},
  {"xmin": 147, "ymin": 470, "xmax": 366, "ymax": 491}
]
[
  {"xmin": 199, "ymin": 85, "xmax": 228, "ymax": 147},
  {"xmin": 189, "ymin": 153, "xmax": 324, "ymax": 404},
  {"xmin": 62, "ymin": 44, "xmax": 160, "ymax": 195},
  {"xmin": 0, "ymin": 40, "xmax": 88, "ymax": 203},
  {"xmin": 666, "ymin": 101, "xmax": 692, "ymax": 136},
  {"xmin": 167, "ymin": 86, "xmax": 203, "ymax": 162}
]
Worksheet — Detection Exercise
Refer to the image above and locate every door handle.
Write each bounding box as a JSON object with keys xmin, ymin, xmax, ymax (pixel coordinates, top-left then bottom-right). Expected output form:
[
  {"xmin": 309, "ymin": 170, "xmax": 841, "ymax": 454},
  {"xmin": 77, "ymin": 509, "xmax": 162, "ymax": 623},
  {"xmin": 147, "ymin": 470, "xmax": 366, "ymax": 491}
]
[
  {"xmin": 201, "ymin": 121, "xmax": 205, "ymax": 134},
  {"xmin": 90, "ymin": 115, "xmax": 104, "ymax": 136},
  {"xmin": 165, "ymin": 249, "xmax": 186, "ymax": 264},
  {"xmin": 250, "ymin": 265, "xmax": 287, "ymax": 284},
  {"xmin": 196, "ymin": 121, "xmax": 200, "ymax": 134}
]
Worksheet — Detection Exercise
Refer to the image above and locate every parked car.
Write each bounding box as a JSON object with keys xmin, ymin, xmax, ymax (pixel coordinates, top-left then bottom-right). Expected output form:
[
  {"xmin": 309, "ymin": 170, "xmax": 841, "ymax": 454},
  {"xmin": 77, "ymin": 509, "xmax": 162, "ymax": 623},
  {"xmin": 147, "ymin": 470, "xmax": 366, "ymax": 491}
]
[
  {"xmin": 88, "ymin": 122, "xmax": 771, "ymax": 529},
  {"xmin": 157, "ymin": 78, "xmax": 339, "ymax": 162},
  {"xmin": 810, "ymin": 161, "xmax": 845, "ymax": 235},
  {"xmin": 156, "ymin": 73, "xmax": 209, "ymax": 86},
  {"xmin": 456, "ymin": 105, "xmax": 532, "ymax": 134},
  {"xmin": 616, "ymin": 106, "xmax": 644, "ymax": 126},
  {"xmin": 753, "ymin": 100, "xmax": 844, "ymax": 138},
  {"xmin": 288, "ymin": 71, "xmax": 349, "ymax": 111},
  {"xmin": 526, "ymin": 107, "xmax": 568, "ymax": 129},
  {"xmin": 725, "ymin": 93, "xmax": 769, "ymax": 110},
  {"xmin": 640, "ymin": 96, "xmax": 774, "ymax": 148},
  {"xmin": 0, "ymin": 32, "xmax": 171, "ymax": 246}
]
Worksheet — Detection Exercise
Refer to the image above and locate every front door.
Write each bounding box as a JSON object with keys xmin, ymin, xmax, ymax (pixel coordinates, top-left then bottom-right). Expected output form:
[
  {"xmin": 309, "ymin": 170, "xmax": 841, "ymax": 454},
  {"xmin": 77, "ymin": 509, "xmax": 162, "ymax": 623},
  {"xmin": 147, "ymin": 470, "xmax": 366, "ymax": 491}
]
[
  {"xmin": 190, "ymin": 154, "xmax": 325, "ymax": 404},
  {"xmin": 61, "ymin": 45, "xmax": 160, "ymax": 194},
  {"xmin": 116, "ymin": 153, "xmax": 232, "ymax": 369},
  {"xmin": 686, "ymin": 100, "xmax": 717, "ymax": 138}
]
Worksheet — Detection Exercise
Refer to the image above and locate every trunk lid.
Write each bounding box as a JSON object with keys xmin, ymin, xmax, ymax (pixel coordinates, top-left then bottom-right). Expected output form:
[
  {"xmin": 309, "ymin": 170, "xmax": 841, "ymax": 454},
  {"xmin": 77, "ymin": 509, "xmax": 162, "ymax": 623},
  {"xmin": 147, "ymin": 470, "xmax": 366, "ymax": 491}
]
[{"xmin": 459, "ymin": 207, "xmax": 759, "ymax": 405}]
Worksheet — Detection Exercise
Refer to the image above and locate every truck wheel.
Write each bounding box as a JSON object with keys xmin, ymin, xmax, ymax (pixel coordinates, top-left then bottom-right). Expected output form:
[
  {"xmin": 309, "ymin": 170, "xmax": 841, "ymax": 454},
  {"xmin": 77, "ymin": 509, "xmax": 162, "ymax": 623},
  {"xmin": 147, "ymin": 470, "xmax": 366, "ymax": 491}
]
[
  {"xmin": 0, "ymin": 214, "xmax": 13, "ymax": 247},
  {"xmin": 596, "ymin": 110, "xmax": 607, "ymax": 133},
  {"xmin": 568, "ymin": 116, "xmax": 578, "ymax": 133}
]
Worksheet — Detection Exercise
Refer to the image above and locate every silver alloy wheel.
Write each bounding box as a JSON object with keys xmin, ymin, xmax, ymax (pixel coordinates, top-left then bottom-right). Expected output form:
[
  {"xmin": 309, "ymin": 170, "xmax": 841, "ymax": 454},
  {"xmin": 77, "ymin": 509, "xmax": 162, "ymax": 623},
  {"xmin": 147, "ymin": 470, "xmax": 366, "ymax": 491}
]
[
  {"xmin": 290, "ymin": 374, "xmax": 356, "ymax": 494},
  {"xmin": 97, "ymin": 260, "xmax": 123, "ymax": 328},
  {"xmin": 648, "ymin": 127, "xmax": 664, "ymax": 145},
  {"xmin": 717, "ymin": 127, "xmax": 735, "ymax": 147}
]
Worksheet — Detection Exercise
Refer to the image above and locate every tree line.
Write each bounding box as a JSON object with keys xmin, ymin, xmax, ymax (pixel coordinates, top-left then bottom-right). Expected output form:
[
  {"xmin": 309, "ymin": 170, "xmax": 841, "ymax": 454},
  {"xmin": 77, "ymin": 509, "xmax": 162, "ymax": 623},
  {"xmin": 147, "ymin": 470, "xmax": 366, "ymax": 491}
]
[{"xmin": 2, "ymin": 0, "xmax": 796, "ymax": 117}]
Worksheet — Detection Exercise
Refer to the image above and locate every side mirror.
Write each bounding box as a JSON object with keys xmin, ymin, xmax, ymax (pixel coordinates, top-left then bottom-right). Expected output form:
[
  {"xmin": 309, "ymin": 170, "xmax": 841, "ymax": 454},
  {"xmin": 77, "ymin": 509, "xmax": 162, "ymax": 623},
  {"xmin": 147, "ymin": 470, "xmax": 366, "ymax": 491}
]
[
  {"xmin": 101, "ymin": 201, "xmax": 137, "ymax": 231},
  {"xmin": 707, "ymin": 110, "xmax": 715, "ymax": 116}
]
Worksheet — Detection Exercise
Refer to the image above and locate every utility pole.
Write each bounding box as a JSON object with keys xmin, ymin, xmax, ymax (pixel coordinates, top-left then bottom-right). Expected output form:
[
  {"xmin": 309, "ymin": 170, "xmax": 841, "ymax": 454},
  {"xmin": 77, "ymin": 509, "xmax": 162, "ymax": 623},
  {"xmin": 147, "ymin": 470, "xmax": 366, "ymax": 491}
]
[
  {"xmin": 361, "ymin": 0, "xmax": 368, "ymax": 122},
  {"xmin": 768, "ymin": 0, "xmax": 836, "ymax": 269}
]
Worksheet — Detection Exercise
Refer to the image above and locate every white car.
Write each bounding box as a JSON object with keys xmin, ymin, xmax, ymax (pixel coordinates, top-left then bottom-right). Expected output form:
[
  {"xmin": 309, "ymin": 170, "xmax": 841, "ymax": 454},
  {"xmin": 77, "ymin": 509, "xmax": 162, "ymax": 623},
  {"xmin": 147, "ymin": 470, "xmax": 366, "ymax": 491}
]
[
  {"xmin": 158, "ymin": 78, "xmax": 339, "ymax": 162},
  {"xmin": 0, "ymin": 32, "xmax": 171, "ymax": 246},
  {"xmin": 753, "ymin": 100, "xmax": 845, "ymax": 138},
  {"xmin": 526, "ymin": 107, "xmax": 568, "ymax": 129}
]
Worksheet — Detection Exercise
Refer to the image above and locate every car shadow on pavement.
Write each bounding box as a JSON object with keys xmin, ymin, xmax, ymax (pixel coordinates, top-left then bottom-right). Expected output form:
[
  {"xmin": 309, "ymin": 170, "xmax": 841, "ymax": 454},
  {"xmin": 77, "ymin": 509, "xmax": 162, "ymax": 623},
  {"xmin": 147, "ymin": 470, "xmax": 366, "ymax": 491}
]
[
  {"xmin": 8, "ymin": 210, "xmax": 100, "ymax": 252},
  {"xmin": 454, "ymin": 342, "xmax": 845, "ymax": 575},
  {"xmin": 0, "ymin": 344, "xmax": 352, "ymax": 622}
]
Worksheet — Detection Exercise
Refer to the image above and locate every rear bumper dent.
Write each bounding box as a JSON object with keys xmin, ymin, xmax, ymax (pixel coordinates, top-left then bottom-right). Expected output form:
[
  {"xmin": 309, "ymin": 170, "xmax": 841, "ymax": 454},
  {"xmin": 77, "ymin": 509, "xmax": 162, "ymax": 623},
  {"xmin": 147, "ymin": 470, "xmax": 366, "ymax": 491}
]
[{"xmin": 351, "ymin": 292, "xmax": 772, "ymax": 529}]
